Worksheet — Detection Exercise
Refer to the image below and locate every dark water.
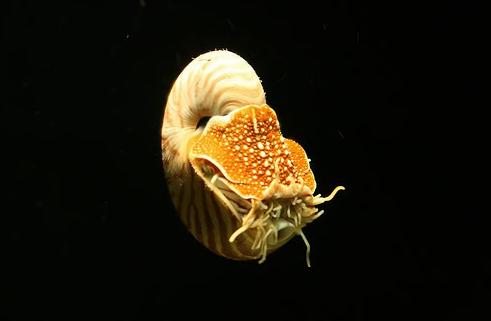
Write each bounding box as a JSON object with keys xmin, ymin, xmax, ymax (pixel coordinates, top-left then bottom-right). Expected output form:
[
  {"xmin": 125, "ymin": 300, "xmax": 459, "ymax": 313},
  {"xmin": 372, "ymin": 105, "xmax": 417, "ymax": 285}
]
[{"xmin": 5, "ymin": 1, "xmax": 487, "ymax": 320}]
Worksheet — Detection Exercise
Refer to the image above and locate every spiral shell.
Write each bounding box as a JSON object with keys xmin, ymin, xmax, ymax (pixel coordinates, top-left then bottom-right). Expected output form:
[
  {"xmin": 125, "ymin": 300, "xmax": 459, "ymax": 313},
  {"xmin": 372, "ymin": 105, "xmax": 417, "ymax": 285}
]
[{"xmin": 161, "ymin": 50, "xmax": 344, "ymax": 265}]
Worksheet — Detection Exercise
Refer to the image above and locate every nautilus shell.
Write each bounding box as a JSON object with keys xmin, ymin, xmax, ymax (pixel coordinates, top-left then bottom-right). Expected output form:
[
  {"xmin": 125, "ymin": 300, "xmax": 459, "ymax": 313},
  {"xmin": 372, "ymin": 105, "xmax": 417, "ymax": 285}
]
[{"xmin": 161, "ymin": 50, "xmax": 344, "ymax": 266}]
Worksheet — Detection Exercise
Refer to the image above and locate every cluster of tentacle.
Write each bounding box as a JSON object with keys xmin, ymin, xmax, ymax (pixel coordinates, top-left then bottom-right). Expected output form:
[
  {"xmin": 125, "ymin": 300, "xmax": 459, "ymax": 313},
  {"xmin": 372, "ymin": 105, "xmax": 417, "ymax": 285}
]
[{"xmin": 226, "ymin": 169, "xmax": 345, "ymax": 266}]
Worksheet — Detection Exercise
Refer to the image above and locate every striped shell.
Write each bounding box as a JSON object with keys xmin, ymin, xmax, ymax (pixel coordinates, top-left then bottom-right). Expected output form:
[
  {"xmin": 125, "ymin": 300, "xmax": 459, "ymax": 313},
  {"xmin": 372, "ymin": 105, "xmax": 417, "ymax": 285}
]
[{"xmin": 161, "ymin": 50, "xmax": 344, "ymax": 266}]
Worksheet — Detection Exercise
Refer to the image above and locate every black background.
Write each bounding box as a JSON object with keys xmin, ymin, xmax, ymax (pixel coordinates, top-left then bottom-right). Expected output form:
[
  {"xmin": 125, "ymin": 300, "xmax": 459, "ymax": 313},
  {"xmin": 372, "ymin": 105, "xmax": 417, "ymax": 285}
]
[{"xmin": 4, "ymin": 0, "xmax": 488, "ymax": 320}]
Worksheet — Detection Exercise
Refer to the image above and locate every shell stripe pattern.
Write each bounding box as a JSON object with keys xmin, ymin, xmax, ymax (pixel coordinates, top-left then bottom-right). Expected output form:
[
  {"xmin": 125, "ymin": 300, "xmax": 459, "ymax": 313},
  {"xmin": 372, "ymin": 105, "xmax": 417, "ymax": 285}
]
[{"xmin": 162, "ymin": 51, "xmax": 266, "ymax": 260}]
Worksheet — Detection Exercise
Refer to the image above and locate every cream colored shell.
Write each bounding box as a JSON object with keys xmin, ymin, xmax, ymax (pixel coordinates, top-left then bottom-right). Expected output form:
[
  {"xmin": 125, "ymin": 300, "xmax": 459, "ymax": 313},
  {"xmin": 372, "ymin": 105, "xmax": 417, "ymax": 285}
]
[{"xmin": 161, "ymin": 50, "xmax": 344, "ymax": 265}]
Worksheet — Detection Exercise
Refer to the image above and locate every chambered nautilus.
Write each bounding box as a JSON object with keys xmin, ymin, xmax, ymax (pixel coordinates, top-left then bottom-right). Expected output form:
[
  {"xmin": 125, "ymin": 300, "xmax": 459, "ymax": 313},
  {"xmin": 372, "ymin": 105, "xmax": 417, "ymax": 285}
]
[{"xmin": 161, "ymin": 50, "xmax": 344, "ymax": 266}]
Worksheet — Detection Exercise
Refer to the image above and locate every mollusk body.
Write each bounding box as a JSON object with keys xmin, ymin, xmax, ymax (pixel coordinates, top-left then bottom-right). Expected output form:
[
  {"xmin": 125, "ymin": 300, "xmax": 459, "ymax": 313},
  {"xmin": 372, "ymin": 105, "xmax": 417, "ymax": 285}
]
[{"xmin": 161, "ymin": 50, "xmax": 343, "ymax": 265}]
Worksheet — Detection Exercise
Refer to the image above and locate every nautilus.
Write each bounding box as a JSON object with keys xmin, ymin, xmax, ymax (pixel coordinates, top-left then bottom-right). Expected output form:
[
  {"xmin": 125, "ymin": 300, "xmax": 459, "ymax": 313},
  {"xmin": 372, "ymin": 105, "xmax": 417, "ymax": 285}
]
[{"xmin": 161, "ymin": 50, "xmax": 344, "ymax": 266}]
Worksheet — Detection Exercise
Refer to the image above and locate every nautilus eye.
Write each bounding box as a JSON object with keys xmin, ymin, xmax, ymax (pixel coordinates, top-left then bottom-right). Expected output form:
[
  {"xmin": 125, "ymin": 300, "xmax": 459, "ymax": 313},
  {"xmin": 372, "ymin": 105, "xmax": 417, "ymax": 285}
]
[{"xmin": 161, "ymin": 50, "xmax": 344, "ymax": 266}]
